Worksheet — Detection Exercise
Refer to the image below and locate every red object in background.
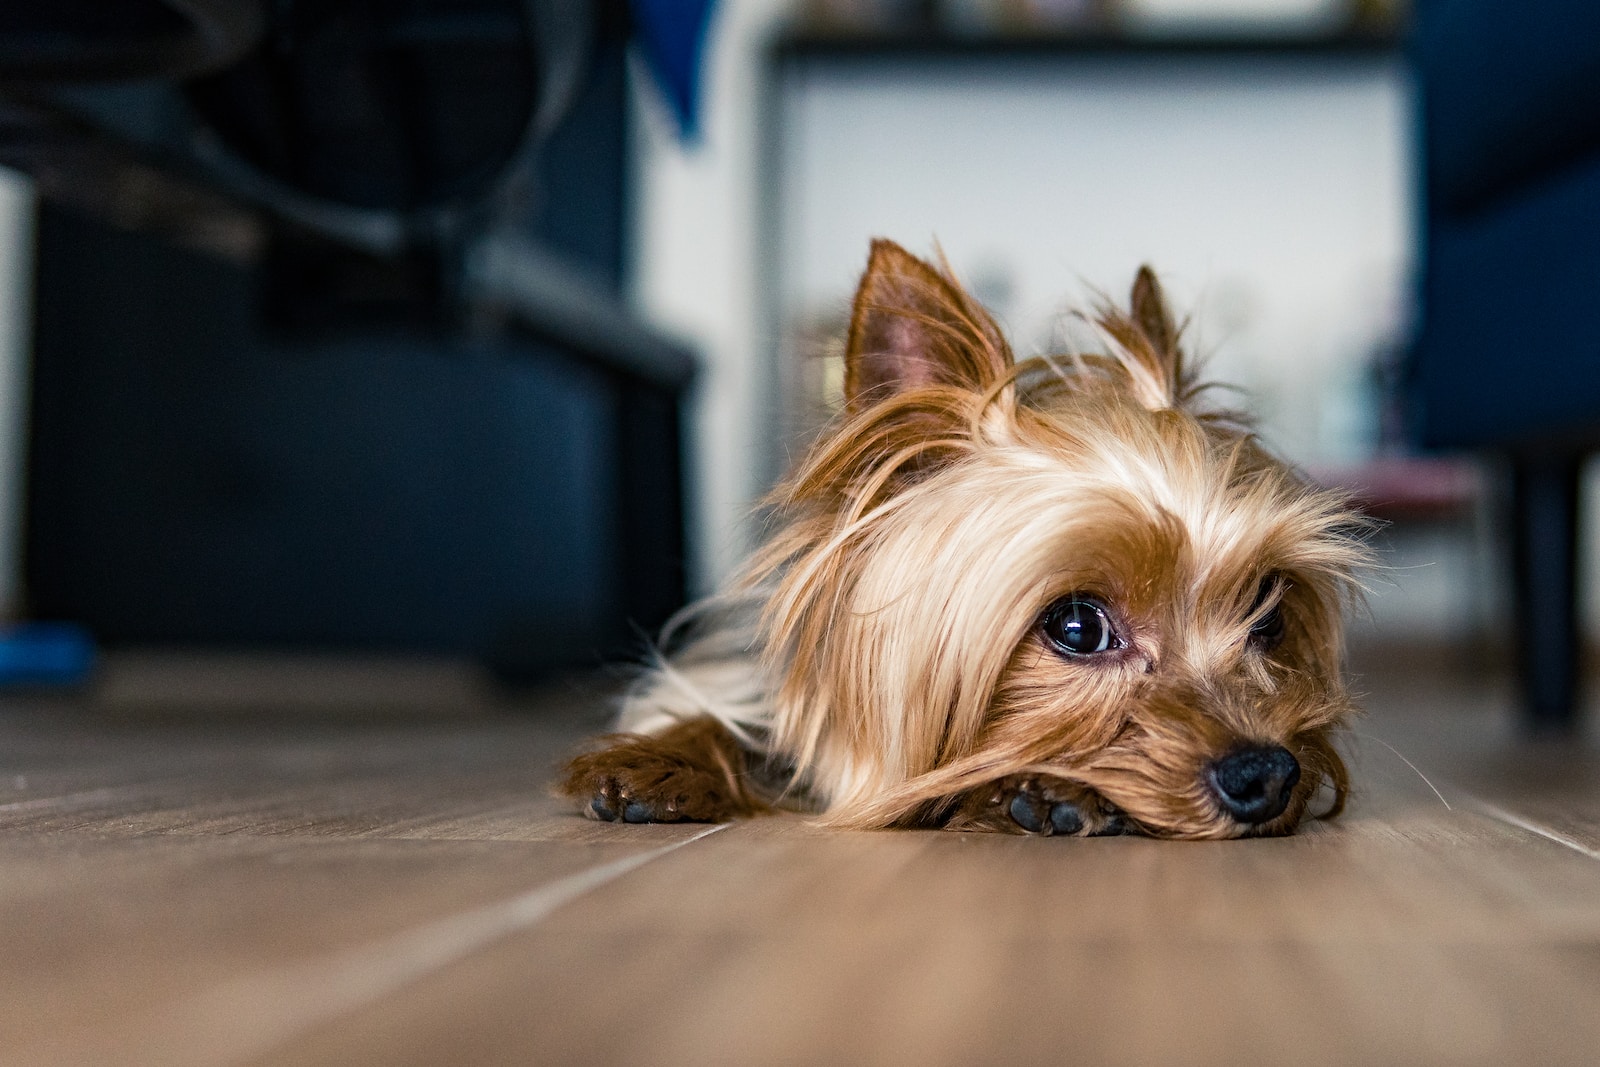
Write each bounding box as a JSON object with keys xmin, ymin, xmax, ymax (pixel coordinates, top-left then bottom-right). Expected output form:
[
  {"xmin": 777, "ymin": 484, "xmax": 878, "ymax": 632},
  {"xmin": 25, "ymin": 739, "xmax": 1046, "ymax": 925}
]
[{"xmin": 1310, "ymin": 456, "xmax": 1482, "ymax": 522}]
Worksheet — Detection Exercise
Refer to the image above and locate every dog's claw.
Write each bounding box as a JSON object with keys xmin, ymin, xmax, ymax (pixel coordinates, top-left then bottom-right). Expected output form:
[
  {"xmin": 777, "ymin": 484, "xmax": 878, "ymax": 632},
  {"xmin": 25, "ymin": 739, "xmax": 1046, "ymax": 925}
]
[
  {"xmin": 622, "ymin": 800, "xmax": 656, "ymax": 823},
  {"xmin": 590, "ymin": 797, "xmax": 617, "ymax": 821}
]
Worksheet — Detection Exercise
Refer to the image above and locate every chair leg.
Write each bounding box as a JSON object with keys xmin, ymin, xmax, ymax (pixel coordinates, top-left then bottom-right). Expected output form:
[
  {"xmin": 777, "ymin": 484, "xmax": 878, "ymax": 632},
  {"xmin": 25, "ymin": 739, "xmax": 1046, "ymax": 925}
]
[{"xmin": 1508, "ymin": 454, "xmax": 1584, "ymax": 735}]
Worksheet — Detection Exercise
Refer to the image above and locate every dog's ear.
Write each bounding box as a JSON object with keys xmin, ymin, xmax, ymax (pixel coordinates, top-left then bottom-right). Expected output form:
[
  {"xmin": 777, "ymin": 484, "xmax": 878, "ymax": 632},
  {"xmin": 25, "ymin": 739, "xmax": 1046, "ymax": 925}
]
[
  {"xmin": 1130, "ymin": 265, "xmax": 1178, "ymax": 360},
  {"xmin": 1098, "ymin": 265, "xmax": 1190, "ymax": 411},
  {"xmin": 844, "ymin": 239, "xmax": 1012, "ymax": 412}
]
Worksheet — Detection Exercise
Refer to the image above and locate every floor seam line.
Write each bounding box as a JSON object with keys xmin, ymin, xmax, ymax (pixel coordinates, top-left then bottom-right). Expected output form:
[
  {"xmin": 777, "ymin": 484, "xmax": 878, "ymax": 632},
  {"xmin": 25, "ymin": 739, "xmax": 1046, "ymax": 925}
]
[
  {"xmin": 0, "ymin": 785, "xmax": 164, "ymax": 813},
  {"xmin": 1469, "ymin": 798, "xmax": 1600, "ymax": 862}
]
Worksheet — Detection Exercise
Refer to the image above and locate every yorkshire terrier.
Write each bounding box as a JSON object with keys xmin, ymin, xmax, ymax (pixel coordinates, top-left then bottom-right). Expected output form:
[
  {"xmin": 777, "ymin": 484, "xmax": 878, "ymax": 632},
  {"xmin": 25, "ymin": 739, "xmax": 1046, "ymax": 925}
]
[{"xmin": 559, "ymin": 239, "xmax": 1368, "ymax": 839}]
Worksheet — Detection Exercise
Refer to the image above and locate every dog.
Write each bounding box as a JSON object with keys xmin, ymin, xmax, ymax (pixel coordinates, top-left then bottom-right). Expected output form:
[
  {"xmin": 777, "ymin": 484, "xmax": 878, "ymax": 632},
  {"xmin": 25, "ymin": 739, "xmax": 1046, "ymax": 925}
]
[{"xmin": 559, "ymin": 239, "xmax": 1369, "ymax": 838}]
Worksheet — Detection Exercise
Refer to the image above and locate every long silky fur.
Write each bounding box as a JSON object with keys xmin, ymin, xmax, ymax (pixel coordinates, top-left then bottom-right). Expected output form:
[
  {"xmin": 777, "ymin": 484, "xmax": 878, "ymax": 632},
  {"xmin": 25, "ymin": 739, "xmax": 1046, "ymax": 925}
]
[{"xmin": 615, "ymin": 243, "xmax": 1371, "ymax": 838}]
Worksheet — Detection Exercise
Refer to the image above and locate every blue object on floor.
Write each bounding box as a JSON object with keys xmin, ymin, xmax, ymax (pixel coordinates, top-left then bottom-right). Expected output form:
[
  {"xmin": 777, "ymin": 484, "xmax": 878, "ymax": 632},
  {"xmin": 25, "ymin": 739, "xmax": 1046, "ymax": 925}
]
[{"xmin": 0, "ymin": 623, "xmax": 96, "ymax": 686}]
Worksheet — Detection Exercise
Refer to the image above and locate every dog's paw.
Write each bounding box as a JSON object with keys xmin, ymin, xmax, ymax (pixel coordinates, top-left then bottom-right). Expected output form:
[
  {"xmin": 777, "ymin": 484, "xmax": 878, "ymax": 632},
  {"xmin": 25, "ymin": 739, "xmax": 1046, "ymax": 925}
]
[
  {"xmin": 557, "ymin": 721, "xmax": 765, "ymax": 824},
  {"xmin": 949, "ymin": 775, "xmax": 1127, "ymax": 837},
  {"xmin": 571, "ymin": 759, "xmax": 735, "ymax": 824}
]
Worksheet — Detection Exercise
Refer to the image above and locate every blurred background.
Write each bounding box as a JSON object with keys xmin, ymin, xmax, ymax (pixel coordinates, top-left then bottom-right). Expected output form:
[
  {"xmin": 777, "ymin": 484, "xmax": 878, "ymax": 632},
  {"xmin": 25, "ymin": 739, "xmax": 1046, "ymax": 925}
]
[{"xmin": 0, "ymin": 0, "xmax": 1594, "ymax": 732}]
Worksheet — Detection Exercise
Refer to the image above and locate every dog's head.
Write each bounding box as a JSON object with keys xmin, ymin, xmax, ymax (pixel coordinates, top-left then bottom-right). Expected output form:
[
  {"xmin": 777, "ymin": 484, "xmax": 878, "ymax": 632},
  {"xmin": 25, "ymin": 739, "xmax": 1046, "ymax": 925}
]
[{"xmin": 750, "ymin": 240, "xmax": 1368, "ymax": 838}]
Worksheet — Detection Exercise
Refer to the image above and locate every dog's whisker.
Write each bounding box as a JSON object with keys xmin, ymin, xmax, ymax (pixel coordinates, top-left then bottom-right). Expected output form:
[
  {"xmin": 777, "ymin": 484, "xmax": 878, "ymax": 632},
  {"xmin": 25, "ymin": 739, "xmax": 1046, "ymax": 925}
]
[{"xmin": 1350, "ymin": 730, "xmax": 1452, "ymax": 810}]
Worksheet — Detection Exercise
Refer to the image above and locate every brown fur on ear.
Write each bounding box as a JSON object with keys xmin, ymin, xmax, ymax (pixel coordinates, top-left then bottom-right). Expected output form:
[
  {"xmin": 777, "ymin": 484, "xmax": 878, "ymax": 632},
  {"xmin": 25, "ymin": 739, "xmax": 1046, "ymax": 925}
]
[
  {"xmin": 1094, "ymin": 265, "xmax": 1193, "ymax": 413},
  {"xmin": 844, "ymin": 239, "xmax": 1012, "ymax": 412},
  {"xmin": 1130, "ymin": 265, "xmax": 1178, "ymax": 359}
]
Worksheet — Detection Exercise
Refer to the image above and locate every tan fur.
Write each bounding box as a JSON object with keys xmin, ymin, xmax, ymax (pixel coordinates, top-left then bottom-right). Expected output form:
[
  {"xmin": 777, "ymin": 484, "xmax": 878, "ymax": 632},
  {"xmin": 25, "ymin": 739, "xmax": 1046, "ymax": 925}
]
[{"xmin": 562, "ymin": 239, "xmax": 1370, "ymax": 839}]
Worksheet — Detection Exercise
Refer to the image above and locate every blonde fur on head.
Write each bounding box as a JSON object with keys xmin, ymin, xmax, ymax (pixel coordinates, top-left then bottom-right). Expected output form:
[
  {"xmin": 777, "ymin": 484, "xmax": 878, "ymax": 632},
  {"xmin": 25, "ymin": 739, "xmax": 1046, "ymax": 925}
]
[{"xmin": 578, "ymin": 239, "xmax": 1371, "ymax": 839}]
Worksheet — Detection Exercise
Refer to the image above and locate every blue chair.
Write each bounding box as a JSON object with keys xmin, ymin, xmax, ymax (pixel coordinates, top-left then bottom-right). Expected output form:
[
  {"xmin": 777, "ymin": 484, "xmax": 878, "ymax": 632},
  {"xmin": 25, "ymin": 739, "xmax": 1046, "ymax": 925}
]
[{"xmin": 1407, "ymin": 0, "xmax": 1600, "ymax": 733}]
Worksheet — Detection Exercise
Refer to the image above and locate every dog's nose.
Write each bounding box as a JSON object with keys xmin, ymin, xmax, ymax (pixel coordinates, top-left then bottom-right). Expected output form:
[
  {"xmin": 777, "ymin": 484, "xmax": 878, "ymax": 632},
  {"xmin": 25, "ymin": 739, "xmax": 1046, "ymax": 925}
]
[{"xmin": 1208, "ymin": 746, "xmax": 1300, "ymax": 824}]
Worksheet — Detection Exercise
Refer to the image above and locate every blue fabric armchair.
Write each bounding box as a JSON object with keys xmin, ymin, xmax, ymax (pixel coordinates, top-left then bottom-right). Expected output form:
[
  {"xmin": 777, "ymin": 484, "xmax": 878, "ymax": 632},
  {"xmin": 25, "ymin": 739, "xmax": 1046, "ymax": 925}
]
[{"xmin": 1408, "ymin": 0, "xmax": 1600, "ymax": 732}]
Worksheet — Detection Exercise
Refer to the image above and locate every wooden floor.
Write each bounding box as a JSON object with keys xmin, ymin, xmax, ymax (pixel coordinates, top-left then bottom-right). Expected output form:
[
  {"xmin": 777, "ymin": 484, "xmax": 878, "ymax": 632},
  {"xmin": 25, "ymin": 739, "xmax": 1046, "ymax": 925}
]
[{"xmin": 3, "ymin": 651, "xmax": 1599, "ymax": 1067}]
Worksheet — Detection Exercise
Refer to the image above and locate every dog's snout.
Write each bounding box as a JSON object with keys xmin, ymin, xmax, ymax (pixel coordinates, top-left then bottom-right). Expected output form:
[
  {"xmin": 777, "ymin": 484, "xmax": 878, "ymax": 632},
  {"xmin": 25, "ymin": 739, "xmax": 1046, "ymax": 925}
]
[{"xmin": 1208, "ymin": 746, "xmax": 1300, "ymax": 824}]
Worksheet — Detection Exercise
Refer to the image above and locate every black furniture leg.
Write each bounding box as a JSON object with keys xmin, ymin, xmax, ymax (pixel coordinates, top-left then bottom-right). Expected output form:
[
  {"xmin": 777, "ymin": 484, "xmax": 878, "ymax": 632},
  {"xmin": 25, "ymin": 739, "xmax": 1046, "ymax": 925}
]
[
  {"xmin": 614, "ymin": 376, "xmax": 689, "ymax": 641},
  {"xmin": 1508, "ymin": 453, "xmax": 1584, "ymax": 735}
]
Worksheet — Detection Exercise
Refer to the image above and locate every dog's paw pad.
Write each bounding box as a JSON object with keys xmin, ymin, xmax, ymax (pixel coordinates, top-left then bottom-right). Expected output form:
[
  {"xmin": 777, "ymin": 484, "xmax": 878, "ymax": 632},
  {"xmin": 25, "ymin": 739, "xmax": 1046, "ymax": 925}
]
[
  {"xmin": 1009, "ymin": 793, "xmax": 1046, "ymax": 833},
  {"xmin": 623, "ymin": 800, "xmax": 659, "ymax": 823},
  {"xmin": 1048, "ymin": 800, "xmax": 1084, "ymax": 836},
  {"xmin": 960, "ymin": 775, "xmax": 1126, "ymax": 837},
  {"xmin": 577, "ymin": 771, "xmax": 716, "ymax": 825},
  {"xmin": 585, "ymin": 785, "xmax": 686, "ymax": 824},
  {"xmin": 1008, "ymin": 791, "xmax": 1089, "ymax": 836}
]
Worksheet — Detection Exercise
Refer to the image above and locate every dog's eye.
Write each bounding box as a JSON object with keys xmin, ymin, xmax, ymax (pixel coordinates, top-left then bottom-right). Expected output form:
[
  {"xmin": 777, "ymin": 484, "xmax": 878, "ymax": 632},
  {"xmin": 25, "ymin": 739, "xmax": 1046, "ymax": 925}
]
[
  {"xmin": 1040, "ymin": 596, "xmax": 1119, "ymax": 657},
  {"xmin": 1248, "ymin": 576, "xmax": 1287, "ymax": 649}
]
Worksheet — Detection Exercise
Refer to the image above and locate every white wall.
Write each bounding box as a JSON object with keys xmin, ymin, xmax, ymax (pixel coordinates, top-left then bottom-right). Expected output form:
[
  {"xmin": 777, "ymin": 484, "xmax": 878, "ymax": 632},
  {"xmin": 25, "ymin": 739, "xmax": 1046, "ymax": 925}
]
[
  {"xmin": 632, "ymin": 32, "xmax": 1415, "ymax": 594},
  {"xmin": 777, "ymin": 56, "xmax": 1414, "ymax": 467},
  {"xmin": 629, "ymin": 0, "xmax": 797, "ymax": 594}
]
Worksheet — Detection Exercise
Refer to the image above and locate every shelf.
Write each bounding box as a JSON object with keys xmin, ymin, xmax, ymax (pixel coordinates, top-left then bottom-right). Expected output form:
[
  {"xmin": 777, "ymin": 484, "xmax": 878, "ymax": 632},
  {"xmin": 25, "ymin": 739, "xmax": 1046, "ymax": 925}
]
[{"xmin": 774, "ymin": 24, "xmax": 1403, "ymax": 62}]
